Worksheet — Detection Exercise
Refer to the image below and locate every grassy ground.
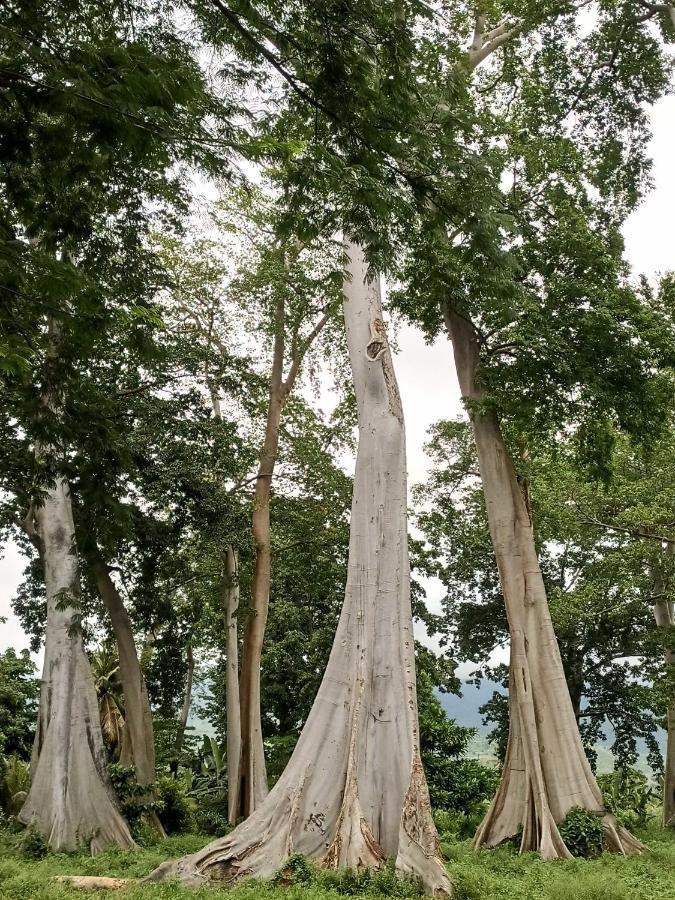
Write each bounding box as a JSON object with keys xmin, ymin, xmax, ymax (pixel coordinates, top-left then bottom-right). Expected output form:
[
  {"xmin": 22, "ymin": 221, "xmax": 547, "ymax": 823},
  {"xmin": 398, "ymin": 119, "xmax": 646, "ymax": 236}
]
[{"xmin": 1, "ymin": 826, "xmax": 674, "ymax": 900}]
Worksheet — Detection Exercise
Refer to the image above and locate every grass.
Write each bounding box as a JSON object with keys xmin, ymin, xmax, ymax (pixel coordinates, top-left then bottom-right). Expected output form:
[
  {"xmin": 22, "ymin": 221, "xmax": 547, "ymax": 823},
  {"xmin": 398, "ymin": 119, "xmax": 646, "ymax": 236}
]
[{"xmin": 1, "ymin": 825, "xmax": 674, "ymax": 900}]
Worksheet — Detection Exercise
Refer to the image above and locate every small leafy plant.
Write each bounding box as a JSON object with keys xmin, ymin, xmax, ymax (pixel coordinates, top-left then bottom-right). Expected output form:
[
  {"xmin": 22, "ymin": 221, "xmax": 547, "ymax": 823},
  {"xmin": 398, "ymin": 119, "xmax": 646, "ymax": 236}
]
[{"xmin": 558, "ymin": 806, "xmax": 604, "ymax": 858}]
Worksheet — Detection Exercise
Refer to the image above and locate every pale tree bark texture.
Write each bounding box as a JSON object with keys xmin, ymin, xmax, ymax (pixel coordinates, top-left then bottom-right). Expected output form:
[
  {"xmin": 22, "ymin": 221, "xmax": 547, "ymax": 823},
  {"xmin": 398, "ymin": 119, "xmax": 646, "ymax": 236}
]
[
  {"xmin": 147, "ymin": 241, "xmax": 450, "ymax": 894},
  {"xmin": 444, "ymin": 306, "xmax": 643, "ymax": 859},
  {"xmin": 18, "ymin": 478, "xmax": 134, "ymax": 852}
]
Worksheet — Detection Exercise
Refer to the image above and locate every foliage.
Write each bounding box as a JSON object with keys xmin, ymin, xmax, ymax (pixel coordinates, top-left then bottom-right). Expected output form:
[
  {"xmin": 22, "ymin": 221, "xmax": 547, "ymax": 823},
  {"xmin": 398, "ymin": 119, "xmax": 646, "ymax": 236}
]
[
  {"xmin": 417, "ymin": 648, "xmax": 499, "ymax": 817},
  {"xmin": 598, "ymin": 769, "xmax": 659, "ymax": 830},
  {"xmin": 0, "ymin": 754, "xmax": 30, "ymax": 817},
  {"xmin": 0, "ymin": 649, "xmax": 39, "ymax": 759},
  {"xmin": 16, "ymin": 827, "xmax": 48, "ymax": 860},
  {"xmin": 558, "ymin": 808, "xmax": 605, "ymax": 859},
  {"xmin": 416, "ymin": 420, "xmax": 669, "ymax": 772},
  {"xmin": 107, "ymin": 765, "xmax": 161, "ymax": 833},
  {"xmin": 155, "ymin": 776, "xmax": 195, "ymax": 836},
  {"xmin": 91, "ymin": 647, "xmax": 126, "ymax": 759}
]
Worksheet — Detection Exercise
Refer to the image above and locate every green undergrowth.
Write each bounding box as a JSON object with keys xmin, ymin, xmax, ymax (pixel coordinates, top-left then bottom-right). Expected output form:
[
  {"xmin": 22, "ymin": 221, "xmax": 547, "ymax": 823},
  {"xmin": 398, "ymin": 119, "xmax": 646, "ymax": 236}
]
[{"xmin": 1, "ymin": 826, "xmax": 674, "ymax": 900}]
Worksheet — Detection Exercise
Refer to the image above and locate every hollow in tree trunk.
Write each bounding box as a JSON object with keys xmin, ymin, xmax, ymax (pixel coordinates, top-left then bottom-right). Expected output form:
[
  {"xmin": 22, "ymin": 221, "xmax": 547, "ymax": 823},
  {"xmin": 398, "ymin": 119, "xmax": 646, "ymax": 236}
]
[
  {"xmin": 147, "ymin": 241, "xmax": 451, "ymax": 894},
  {"xmin": 223, "ymin": 546, "xmax": 242, "ymax": 825},
  {"xmin": 444, "ymin": 305, "xmax": 643, "ymax": 859},
  {"xmin": 18, "ymin": 479, "xmax": 134, "ymax": 852}
]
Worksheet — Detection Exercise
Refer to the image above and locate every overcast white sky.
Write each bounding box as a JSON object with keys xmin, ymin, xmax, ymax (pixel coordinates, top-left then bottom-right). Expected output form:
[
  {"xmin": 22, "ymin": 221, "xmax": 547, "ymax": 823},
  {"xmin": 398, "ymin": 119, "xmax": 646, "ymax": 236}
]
[{"xmin": 1, "ymin": 96, "xmax": 674, "ymax": 661}]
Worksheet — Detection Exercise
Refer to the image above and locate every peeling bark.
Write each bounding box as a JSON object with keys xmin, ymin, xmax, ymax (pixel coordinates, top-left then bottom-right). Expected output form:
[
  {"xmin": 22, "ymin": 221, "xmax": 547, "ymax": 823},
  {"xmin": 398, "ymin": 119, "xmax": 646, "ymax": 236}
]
[
  {"xmin": 224, "ymin": 546, "xmax": 242, "ymax": 825},
  {"xmin": 146, "ymin": 241, "xmax": 451, "ymax": 894},
  {"xmin": 18, "ymin": 478, "xmax": 134, "ymax": 853},
  {"xmin": 444, "ymin": 306, "xmax": 643, "ymax": 859}
]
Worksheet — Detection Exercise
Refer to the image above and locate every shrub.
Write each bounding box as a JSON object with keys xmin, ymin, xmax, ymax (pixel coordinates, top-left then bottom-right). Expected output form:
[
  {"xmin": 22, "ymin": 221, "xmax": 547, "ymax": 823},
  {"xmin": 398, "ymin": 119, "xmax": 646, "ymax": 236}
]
[
  {"xmin": 108, "ymin": 763, "xmax": 162, "ymax": 832},
  {"xmin": 558, "ymin": 806, "xmax": 604, "ymax": 858},
  {"xmin": 598, "ymin": 768, "xmax": 657, "ymax": 829},
  {"xmin": 273, "ymin": 852, "xmax": 315, "ymax": 885},
  {"xmin": 156, "ymin": 774, "xmax": 195, "ymax": 834},
  {"xmin": 17, "ymin": 827, "xmax": 48, "ymax": 859}
]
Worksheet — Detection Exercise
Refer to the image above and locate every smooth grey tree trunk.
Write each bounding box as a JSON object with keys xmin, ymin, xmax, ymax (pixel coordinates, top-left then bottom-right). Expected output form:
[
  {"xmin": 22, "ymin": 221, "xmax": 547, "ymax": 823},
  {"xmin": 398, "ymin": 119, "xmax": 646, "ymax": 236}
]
[
  {"xmin": 18, "ymin": 478, "xmax": 134, "ymax": 852},
  {"xmin": 147, "ymin": 241, "xmax": 450, "ymax": 894},
  {"xmin": 445, "ymin": 306, "xmax": 643, "ymax": 859}
]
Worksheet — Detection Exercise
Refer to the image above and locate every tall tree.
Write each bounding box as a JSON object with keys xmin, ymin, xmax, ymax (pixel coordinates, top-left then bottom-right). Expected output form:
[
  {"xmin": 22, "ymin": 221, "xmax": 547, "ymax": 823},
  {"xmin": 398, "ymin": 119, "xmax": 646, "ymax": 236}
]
[{"xmin": 148, "ymin": 242, "xmax": 450, "ymax": 894}]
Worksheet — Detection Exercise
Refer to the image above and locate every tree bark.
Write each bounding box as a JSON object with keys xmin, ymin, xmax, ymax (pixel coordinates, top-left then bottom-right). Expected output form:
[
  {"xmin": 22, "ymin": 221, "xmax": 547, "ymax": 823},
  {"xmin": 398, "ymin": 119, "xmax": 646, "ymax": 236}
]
[
  {"xmin": 175, "ymin": 643, "xmax": 194, "ymax": 754},
  {"xmin": 147, "ymin": 241, "xmax": 451, "ymax": 894},
  {"xmin": 90, "ymin": 557, "xmax": 166, "ymax": 838},
  {"xmin": 444, "ymin": 306, "xmax": 643, "ymax": 859},
  {"xmin": 90, "ymin": 559, "xmax": 157, "ymax": 785},
  {"xmin": 18, "ymin": 478, "xmax": 134, "ymax": 853},
  {"xmin": 237, "ymin": 312, "xmax": 285, "ymax": 816},
  {"xmin": 224, "ymin": 546, "xmax": 242, "ymax": 825},
  {"xmin": 652, "ymin": 551, "xmax": 675, "ymax": 827}
]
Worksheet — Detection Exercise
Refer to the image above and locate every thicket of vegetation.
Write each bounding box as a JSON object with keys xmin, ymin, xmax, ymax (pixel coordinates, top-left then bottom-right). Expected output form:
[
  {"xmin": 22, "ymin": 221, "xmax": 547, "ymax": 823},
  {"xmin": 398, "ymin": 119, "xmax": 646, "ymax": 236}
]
[{"xmin": 1, "ymin": 1, "xmax": 675, "ymax": 897}]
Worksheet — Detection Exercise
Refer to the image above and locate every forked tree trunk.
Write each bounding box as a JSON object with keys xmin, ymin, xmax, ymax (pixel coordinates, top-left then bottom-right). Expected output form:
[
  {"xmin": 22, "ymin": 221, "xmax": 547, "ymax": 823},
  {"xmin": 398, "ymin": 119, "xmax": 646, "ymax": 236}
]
[
  {"xmin": 223, "ymin": 546, "xmax": 242, "ymax": 825},
  {"xmin": 175, "ymin": 643, "xmax": 194, "ymax": 754},
  {"xmin": 147, "ymin": 241, "xmax": 451, "ymax": 894},
  {"xmin": 444, "ymin": 306, "xmax": 643, "ymax": 859},
  {"xmin": 18, "ymin": 478, "xmax": 134, "ymax": 852},
  {"xmin": 237, "ymin": 355, "xmax": 283, "ymax": 817},
  {"xmin": 653, "ymin": 585, "xmax": 675, "ymax": 827}
]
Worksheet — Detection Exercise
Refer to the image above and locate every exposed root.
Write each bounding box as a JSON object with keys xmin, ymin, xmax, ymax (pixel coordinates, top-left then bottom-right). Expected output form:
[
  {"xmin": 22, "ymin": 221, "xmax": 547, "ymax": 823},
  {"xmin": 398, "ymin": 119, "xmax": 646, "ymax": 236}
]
[
  {"xmin": 602, "ymin": 815, "xmax": 647, "ymax": 856},
  {"xmin": 54, "ymin": 877, "xmax": 134, "ymax": 890},
  {"xmin": 396, "ymin": 756, "xmax": 452, "ymax": 896}
]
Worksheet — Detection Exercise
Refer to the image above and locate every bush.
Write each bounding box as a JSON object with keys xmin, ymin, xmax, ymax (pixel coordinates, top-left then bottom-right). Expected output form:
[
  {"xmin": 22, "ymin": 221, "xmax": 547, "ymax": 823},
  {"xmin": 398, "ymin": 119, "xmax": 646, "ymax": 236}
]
[
  {"xmin": 598, "ymin": 768, "xmax": 657, "ymax": 829},
  {"xmin": 433, "ymin": 807, "xmax": 486, "ymax": 843},
  {"xmin": 193, "ymin": 799, "xmax": 229, "ymax": 836},
  {"xmin": 558, "ymin": 806, "xmax": 604, "ymax": 858},
  {"xmin": 273, "ymin": 852, "xmax": 315, "ymax": 885},
  {"xmin": 17, "ymin": 827, "xmax": 48, "ymax": 859},
  {"xmin": 108, "ymin": 764, "xmax": 162, "ymax": 833},
  {"xmin": 156, "ymin": 774, "xmax": 195, "ymax": 834}
]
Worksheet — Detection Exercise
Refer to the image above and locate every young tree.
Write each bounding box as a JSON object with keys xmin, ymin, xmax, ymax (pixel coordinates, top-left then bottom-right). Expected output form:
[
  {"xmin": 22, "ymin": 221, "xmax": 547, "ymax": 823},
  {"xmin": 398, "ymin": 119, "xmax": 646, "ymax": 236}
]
[{"xmin": 148, "ymin": 242, "xmax": 450, "ymax": 894}]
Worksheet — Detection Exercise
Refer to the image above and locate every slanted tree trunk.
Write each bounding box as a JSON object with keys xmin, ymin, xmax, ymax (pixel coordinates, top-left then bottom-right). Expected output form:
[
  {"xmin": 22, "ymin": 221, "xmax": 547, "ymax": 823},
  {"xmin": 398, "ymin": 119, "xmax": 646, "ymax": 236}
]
[
  {"xmin": 652, "ymin": 545, "xmax": 675, "ymax": 827},
  {"xmin": 444, "ymin": 306, "xmax": 642, "ymax": 859},
  {"xmin": 175, "ymin": 643, "xmax": 194, "ymax": 755},
  {"xmin": 18, "ymin": 478, "xmax": 134, "ymax": 852},
  {"xmin": 90, "ymin": 558, "xmax": 157, "ymax": 784},
  {"xmin": 90, "ymin": 556, "xmax": 166, "ymax": 838},
  {"xmin": 223, "ymin": 546, "xmax": 242, "ymax": 825},
  {"xmin": 147, "ymin": 241, "xmax": 451, "ymax": 894}
]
